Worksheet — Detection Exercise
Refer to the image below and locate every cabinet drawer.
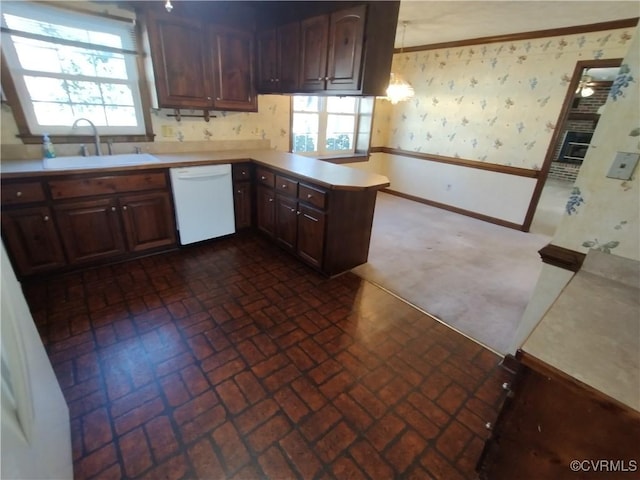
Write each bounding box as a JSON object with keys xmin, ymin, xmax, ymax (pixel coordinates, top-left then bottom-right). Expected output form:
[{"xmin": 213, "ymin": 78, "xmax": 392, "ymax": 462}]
[
  {"xmin": 1, "ymin": 182, "xmax": 46, "ymax": 206},
  {"xmin": 256, "ymin": 168, "xmax": 275, "ymax": 187},
  {"xmin": 232, "ymin": 163, "xmax": 252, "ymax": 181},
  {"xmin": 49, "ymin": 173, "xmax": 167, "ymax": 200},
  {"xmin": 275, "ymin": 175, "xmax": 298, "ymax": 196},
  {"xmin": 298, "ymin": 183, "xmax": 327, "ymax": 210}
]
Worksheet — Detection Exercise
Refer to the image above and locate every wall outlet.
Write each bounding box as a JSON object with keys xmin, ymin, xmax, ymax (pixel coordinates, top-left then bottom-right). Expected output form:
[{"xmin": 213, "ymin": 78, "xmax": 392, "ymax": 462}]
[
  {"xmin": 607, "ymin": 152, "xmax": 639, "ymax": 180},
  {"xmin": 161, "ymin": 125, "xmax": 174, "ymax": 138}
]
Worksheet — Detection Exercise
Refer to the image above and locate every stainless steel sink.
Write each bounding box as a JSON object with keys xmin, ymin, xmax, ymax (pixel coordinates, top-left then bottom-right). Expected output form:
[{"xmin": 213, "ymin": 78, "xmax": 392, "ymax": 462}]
[{"xmin": 43, "ymin": 153, "xmax": 160, "ymax": 170}]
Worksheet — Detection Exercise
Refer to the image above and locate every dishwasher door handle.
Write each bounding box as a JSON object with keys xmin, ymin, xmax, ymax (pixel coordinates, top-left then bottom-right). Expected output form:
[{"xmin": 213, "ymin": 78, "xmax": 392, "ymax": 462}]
[{"xmin": 176, "ymin": 172, "xmax": 230, "ymax": 180}]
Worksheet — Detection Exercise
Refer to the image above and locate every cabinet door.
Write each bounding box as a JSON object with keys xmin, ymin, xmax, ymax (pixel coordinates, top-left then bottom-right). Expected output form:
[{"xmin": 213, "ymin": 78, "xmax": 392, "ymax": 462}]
[
  {"xmin": 277, "ymin": 22, "xmax": 300, "ymax": 92},
  {"xmin": 257, "ymin": 28, "xmax": 278, "ymax": 92},
  {"xmin": 299, "ymin": 14, "xmax": 329, "ymax": 91},
  {"xmin": 145, "ymin": 11, "xmax": 212, "ymax": 108},
  {"xmin": 1, "ymin": 207, "xmax": 66, "ymax": 276},
  {"xmin": 233, "ymin": 182, "xmax": 252, "ymax": 230},
  {"xmin": 297, "ymin": 204, "xmax": 325, "ymax": 268},
  {"xmin": 326, "ymin": 5, "xmax": 365, "ymax": 91},
  {"xmin": 256, "ymin": 185, "xmax": 276, "ymax": 237},
  {"xmin": 55, "ymin": 198, "xmax": 126, "ymax": 264},
  {"xmin": 275, "ymin": 195, "xmax": 298, "ymax": 251},
  {"xmin": 210, "ymin": 26, "xmax": 257, "ymax": 111},
  {"xmin": 119, "ymin": 192, "xmax": 176, "ymax": 252}
]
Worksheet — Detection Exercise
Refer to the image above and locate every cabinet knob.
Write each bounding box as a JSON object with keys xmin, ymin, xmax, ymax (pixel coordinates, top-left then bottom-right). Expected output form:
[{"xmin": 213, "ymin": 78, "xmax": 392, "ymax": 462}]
[
  {"xmin": 207, "ymin": 96, "xmax": 212, "ymax": 100},
  {"xmin": 318, "ymin": 77, "xmax": 324, "ymax": 81},
  {"xmin": 268, "ymin": 198, "xmax": 274, "ymax": 202},
  {"xmin": 122, "ymin": 205, "xmax": 127, "ymax": 210},
  {"xmin": 216, "ymin": 97, "xmax": 221, "ymax": 101},
  {"xmin": 281, "ymin": 184, "xmax": 287, "ymax": 189},
  {"xmin": 241, "ymin": 171, "xmax": 247, "ymax": 175},
  {"xmin": 111, "ymin": 206, "xmax": 116, "ymax": 212},
  {"xmin": 261, "ymin": 176, "xmax": 266, "ymax": 180},
  {"xmin": 502, "ymin": 382, "xmax": 510, "ymax": 391},
  {"xmin": 325, "ymin": 76, "xmax": 330, "ymax": 81},
  {"xmin": 43, "ymin": 215, "xmax": 49, "ymax": 221},
  {"xmin": 296, "ymin": 210, "xmax": 301, "ymax": 215},
  {"xmin": 275, "ymin": 78, "xmax": 279, "ymax": 82},
  {"xmin": 307, "ymin": 194, "xmax": 312, "ymax": 199},
  {"xmin": 485, "ymin": 422, "xmax": 492, "ymax": 430},
  {"xmin": 289, "ymin": 207, "xmax": 295, "ymax": 213},
  {"xmin": 237, "ymin": 189, "xmax": 243, "ymax": 194},
  {"xmin": 16, "ymin": 191, "xmax": 22, "ymax": 197}
]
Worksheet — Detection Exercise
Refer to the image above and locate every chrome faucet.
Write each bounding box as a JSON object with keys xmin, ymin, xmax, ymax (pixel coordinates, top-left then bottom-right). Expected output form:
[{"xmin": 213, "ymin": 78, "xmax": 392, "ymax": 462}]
[{"xmin": 72, "ymin": 118, "xmax": 101, "ymax": 156}]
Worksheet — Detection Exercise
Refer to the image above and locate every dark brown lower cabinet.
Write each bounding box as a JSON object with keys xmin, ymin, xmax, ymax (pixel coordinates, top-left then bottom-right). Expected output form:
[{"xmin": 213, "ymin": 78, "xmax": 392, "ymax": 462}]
[
  {"xmin": 275, "ymin": 195, "xmax": 326, "ymax": 268},
  {"xmin": 120, "ymin": 192, "xmax": 176, "ymax": 252},
  {"xmin": 256, "ymin": 185, "xmax": 276, "ymax": 237},
  {"xmin": 55, "ymin": 192, "xmax": 176, "ymax": 264},
  {"xmin": 275, "ymin": 194, "xmax": 298, "ymax": 251},
  {"xmin": 254, "ymin": 167, "xmax": 376, "ymax": 276},
  {"xmin": 477, "ymin": 357, "xmax": 640, "ymax": 479},
  {"xmin": 1, "ymin": 206, "xmax": 66, "ymax": 275},
  {"xmin": 296, "ymin": 204, "xmax": 325, "ymax": 268},
  {"xmin": 233, "ymin": 182, "xmax": 252, "ymax": 230},
  {"xmin": 55, "ymin": 198, "xmax": 127, "ymax": 264}
]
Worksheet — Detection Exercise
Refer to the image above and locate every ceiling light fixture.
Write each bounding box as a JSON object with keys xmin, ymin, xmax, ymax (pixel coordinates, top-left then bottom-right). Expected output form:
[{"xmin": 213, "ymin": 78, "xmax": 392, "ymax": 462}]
[
  {"xmin": 576, "ymin": 71, "xmax": 594, "ymax": 97},
  {"xmin": 165, "ymin": 0, "xmax": 173, "ymax": 13},
  {"xmin": 385, "ymin": 21, "xmax": 414, "ymax": 104}
]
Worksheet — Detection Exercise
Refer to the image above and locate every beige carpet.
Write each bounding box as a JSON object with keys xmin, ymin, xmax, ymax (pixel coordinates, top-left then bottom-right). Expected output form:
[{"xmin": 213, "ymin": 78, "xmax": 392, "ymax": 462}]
[{"xmin": 352, "ymin": 192, "xmax": 552, "ymax": 354}]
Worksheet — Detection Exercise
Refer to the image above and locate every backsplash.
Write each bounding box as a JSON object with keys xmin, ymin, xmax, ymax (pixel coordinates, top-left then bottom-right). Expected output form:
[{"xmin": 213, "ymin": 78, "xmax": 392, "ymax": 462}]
[{"xmin": 0, "ymin": 94, "xmax": 291, "ymax": 160}]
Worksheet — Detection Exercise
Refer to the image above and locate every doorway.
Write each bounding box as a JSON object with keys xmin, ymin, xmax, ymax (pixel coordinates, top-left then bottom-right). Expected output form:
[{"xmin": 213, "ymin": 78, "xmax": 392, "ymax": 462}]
[{"xmin": 525, "ymin": 58, "xmax": 622, "ymax": 236}]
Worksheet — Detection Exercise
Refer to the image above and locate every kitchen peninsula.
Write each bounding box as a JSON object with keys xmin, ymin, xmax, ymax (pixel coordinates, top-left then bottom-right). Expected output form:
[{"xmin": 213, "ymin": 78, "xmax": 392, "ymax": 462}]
[{"xmin": 1, "ymin": 150, "xmax": 389, "ymax": 278}]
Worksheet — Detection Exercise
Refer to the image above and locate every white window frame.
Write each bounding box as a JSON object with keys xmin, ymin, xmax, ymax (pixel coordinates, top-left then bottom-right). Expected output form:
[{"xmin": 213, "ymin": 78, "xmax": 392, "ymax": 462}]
[
  {"xmin": 0, "ymin": 2, "xmax": 147, "ymax": 137},
  {"xmin": 291, "ymin": 96, "xmax": 360, "ymax": 156}
]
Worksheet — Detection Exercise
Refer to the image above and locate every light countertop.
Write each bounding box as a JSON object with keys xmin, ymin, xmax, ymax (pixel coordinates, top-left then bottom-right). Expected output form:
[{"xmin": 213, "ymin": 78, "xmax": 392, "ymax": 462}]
[
  {"xmin": 522, "ymin": 249, "xmax": 640, "ymax": 411},
  {"xmin": 0, "ymin": 149, "xmax": 390, "ymax": 191}
]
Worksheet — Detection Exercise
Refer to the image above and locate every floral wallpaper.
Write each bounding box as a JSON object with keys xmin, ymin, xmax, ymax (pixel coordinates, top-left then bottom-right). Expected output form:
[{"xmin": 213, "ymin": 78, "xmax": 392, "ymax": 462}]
[
  {"xmin": 553, "ymin": 25, "xmax": 639, "ymax": 260},
  {"xmin": 150, "ymin": 95, "xmax": 291, "ymax": 152},
  {"xmin": 0, "ymin": 95, "xmax": 292, "ymax": 152},
  {"xmin": 372, "ymin": 28, "xmax": 634, "ymax": 171}
]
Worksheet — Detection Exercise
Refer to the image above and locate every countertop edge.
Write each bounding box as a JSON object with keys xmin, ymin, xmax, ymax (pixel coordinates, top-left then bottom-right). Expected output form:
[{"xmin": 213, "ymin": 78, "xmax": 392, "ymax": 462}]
[{"xmin": 0, "ymin": 151, "xmax": 390, "ymax": 191}]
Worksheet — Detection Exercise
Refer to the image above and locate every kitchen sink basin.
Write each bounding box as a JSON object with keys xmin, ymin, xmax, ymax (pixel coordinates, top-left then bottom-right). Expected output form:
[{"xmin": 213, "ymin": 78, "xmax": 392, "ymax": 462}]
[{"xmin": 43, "ymin": 153, "xmax": 160, "ymax": 170}]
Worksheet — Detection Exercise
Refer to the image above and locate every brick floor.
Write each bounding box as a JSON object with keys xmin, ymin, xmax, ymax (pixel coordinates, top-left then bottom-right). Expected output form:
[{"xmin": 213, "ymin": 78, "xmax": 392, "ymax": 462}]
[{"xmin": 24, "ymin": 233, "xmax": 513, "ymax": 479}]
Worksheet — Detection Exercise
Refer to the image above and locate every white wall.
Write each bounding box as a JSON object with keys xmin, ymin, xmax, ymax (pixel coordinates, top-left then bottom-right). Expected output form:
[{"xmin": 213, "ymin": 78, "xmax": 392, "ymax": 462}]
[{"xmin": 366, "ymin": 153, "xmax": 537, "ymax": 225}]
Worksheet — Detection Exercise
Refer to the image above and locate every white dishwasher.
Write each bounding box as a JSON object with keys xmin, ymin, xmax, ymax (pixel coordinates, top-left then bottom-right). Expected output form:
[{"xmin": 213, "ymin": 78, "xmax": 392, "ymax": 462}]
[{"xmin": 170, "ymin": 164, "xmax": 235, "ymax": 245}]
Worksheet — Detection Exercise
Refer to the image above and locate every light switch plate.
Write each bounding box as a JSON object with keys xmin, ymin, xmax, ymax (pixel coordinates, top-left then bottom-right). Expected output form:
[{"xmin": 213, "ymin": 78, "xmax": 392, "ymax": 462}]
[
  {"xmin": 161, "ymin": 125, "xmax": 174, "ymax": 138},
  {"xmin": 607, "ymin": 152, "xmax": 639, "ymax": 180}
]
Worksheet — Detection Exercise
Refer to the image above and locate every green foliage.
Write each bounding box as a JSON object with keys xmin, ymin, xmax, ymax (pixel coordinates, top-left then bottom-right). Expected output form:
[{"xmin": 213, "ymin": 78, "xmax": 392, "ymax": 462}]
[
  {"xmin": 294, "ymin": 134, "xmax": 315, "ymax": 152},
  {"xmin": 326, "ymin": 134, "xmax": 351, "ymax": 151}
]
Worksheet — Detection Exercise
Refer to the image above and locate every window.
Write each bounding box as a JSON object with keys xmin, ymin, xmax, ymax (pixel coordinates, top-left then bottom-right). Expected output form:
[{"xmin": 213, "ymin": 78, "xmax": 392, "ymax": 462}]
[
  {"xmin": 292, "ymin": 96, "xmax": 360, "ymax": 155},
  {"xmin": 1, "ymin": 2, "xmax": 148, "ymax": 138}
]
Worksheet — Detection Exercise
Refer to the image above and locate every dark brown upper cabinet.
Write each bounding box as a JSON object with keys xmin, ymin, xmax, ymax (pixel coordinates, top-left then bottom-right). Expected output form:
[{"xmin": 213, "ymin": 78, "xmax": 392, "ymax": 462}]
[
  {"xmin": 145, "ymin": 10, "xmax": 256, "ymax": 112},
  {"xmin": 294, "ymin": 2, "xmax": 399, "ymax": 96},
  {"xmin": 210, "ymin": 26, "xmax": 257, "ymax": 111},
  {"xmin": 299, "ymin": 6, "xmax": 366, "ymax": 92},
  {"xmin": 145, "ymin": 12, "xmax": 212, "ymax": 108},
  {"xmin": 257, "ymin": 22, "xmax": 300, "ymax": 93},
  {"xmin": 299, "ymin": 14, "xmax": 330, "ymax": 91},
  {"xmin": 326, "ymin": 6, "xmax": 365, "ymax": 91}
]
